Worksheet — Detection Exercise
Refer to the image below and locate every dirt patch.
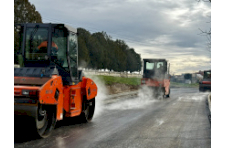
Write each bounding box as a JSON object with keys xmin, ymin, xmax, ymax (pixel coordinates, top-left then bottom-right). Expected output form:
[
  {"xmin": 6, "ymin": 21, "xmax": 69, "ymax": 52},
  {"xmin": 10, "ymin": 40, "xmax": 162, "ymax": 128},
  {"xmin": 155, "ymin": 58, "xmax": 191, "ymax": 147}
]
[{"xmin": 106, "ymin": 83, "xmax": 140, "ymax": 94}]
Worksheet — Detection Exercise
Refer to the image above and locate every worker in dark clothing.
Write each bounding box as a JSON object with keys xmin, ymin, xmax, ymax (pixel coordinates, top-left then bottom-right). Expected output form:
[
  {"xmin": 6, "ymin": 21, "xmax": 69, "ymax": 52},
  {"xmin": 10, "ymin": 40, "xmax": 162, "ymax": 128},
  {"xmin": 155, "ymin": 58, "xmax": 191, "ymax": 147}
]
[
  {"xmin": 155, "ymin": 63, "xmax": 164, "ymax": 79},
  {"xmin": 158, "ymin": 63, "xmax": 164, "ymax": 72}
]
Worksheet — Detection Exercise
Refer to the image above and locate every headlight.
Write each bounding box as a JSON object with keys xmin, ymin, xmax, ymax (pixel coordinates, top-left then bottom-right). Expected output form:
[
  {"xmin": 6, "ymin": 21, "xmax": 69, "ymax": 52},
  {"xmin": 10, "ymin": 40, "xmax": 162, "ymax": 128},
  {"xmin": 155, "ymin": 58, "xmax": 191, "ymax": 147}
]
[
  {"xmin": 22, "ymin": 90, "xmax": 30, "ymax": 95},
  {"xmin": 22, "ymin": 90, "xmax": 39, "ymax": 96}
]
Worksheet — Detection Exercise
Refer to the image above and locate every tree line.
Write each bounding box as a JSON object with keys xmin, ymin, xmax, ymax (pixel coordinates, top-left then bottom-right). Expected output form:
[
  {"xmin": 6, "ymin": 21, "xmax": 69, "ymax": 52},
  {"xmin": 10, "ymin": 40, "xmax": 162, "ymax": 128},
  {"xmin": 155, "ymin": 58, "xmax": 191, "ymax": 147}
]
[
  {"xmin": 78, "ymin": 29, "xmax": 141, "ymax": 72},
  {"xmin": 14, "ymin": 0, "xmax": 142, "ymax": 72}
]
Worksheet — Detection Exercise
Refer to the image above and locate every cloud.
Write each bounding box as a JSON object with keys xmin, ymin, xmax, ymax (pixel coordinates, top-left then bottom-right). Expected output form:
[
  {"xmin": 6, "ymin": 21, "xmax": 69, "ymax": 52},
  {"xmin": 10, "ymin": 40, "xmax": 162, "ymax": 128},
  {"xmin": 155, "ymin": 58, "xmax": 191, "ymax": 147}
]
[{"xmin": 29, "ymin": 0, "xmax": 211, "ymax": 74}]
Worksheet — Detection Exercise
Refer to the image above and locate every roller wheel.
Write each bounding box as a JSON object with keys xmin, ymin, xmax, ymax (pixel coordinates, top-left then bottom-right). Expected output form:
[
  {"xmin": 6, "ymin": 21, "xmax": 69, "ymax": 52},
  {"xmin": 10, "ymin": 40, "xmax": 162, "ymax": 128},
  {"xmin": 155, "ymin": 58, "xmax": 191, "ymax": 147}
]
[
  {"xmin": 80, "ymin": 98, "xmax": 95, "ymax": 122},
  {"xmin": 36, "ymin": 105, "xmax": 56, "ymax": 138},
  {"xmin": 166, "ymin": 89, "xmax": 170, "ymax": 98}
]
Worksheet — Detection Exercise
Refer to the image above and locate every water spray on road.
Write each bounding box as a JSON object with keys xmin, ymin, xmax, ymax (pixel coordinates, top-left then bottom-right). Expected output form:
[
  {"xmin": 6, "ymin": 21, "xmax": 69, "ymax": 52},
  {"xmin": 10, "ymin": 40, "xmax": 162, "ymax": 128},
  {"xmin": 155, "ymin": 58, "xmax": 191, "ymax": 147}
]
[
  {"xmin": 87, "ymin": 74, "xmax": 208, "ymax": 118},
  {"xmin": 86, "ymin": 75, "xmax": 108, "ymax": 118},
  {"xmin": 178, "ymin": 91, "xmax": 210, "ymax": 102},
  {"xmin": 86, "ymin": 75, "xmax": 160, "ymax": 115},
  {"xmin": 107, "ymin": 86, "xmax": 159, "ymax": 110}
]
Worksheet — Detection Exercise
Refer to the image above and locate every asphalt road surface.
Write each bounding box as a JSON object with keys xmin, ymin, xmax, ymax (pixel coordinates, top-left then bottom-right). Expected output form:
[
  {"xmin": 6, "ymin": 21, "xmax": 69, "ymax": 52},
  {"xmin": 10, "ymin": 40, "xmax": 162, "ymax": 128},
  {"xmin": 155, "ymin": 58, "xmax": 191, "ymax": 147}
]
[{"xmin": 14, "ymin": 87, "xmax": 211, "ymax": 148}]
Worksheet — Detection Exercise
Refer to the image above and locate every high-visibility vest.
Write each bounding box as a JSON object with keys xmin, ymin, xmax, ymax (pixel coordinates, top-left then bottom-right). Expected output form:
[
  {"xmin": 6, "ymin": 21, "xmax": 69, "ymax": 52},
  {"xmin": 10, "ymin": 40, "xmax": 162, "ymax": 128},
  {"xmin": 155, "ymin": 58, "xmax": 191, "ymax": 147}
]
[{"xmin": 38, "ymin": 41, "xmax": 58, "ymax": 50}]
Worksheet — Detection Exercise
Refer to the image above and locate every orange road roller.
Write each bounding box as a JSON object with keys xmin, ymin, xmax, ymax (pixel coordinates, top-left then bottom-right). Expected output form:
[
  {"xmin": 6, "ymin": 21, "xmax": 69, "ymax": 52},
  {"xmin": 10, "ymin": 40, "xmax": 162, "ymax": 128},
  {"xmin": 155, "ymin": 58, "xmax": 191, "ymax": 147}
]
[
  {"xmin": 14, "ymin": 23, "xmax": 97, "ymax": 138},
  {"xmin": 141, "ymin": 59, "xmax": 170, "ymax": 98}
]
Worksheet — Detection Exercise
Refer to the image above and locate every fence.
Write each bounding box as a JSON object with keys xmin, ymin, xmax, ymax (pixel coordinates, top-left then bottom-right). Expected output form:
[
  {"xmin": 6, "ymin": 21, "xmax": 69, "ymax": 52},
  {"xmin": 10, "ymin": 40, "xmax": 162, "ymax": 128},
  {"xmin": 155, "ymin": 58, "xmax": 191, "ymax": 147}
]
[
  {"xmin": 83, "ymin": 70, "xmax": 142, "ymax": 78},
  {"xmin": 14, "ymin": 64, "xmax": 142, "ymax": 78}
]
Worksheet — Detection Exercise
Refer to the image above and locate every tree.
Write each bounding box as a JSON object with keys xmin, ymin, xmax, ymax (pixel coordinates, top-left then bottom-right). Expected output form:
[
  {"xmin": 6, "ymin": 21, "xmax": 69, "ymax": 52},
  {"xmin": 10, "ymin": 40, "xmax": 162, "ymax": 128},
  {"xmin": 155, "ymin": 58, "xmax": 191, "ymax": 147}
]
[
  {"xmin": 197, "ymin": 0, "xmax": 211, "ymax": 52},
  {"xmin": 14, "ymin": 0, "xmax": 42, "ymax": 24},
  {"xmin": 199, "ymin": 28, "xmax": 211, "ymax": 51},
  {"xmin": 14, "ymin": 0, "xmax": 43, "ymax": 64},
  {"xmin": 78, "ymin": 28, "xmax": 91, "ymax": 67}
]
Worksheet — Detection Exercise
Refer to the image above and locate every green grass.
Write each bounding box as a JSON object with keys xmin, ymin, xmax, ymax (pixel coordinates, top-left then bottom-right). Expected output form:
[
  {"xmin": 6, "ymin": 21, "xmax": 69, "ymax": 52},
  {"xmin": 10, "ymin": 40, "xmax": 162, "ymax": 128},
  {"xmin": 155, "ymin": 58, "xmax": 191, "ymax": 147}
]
[{"xmin": 93, "ymin": 75, "xmax": 141, "ymax": 86}]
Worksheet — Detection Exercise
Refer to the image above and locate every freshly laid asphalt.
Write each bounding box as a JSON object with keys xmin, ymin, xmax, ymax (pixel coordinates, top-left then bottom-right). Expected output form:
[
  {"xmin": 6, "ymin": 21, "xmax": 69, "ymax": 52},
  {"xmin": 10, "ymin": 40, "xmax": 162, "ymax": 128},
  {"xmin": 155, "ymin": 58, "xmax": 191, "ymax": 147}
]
[{"xmin": 15, "ymin": 87, "xmax": 211, "ymax": 148}]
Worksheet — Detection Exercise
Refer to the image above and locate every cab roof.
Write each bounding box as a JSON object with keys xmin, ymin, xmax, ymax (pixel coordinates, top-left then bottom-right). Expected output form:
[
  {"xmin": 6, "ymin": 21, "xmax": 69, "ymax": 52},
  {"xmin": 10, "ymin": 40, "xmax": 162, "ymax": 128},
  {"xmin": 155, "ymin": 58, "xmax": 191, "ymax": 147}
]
[
  {"xmin": 143, "ymin": 59, "xmax": 167, "ymax": 62},
  {"xmin": 15, "ymin": 23, "xmax": 77, "ymax": 33}
]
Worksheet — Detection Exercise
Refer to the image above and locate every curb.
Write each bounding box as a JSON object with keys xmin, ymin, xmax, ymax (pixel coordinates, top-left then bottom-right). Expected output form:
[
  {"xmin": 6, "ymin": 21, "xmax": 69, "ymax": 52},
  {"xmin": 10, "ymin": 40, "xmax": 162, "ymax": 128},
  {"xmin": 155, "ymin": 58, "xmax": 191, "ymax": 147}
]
[
  {"xmin": 208, "ymin": 93, "xmax": 211, "ymax": 113},
  {"xmin": 108, "ymin": 91, "xmax": 138, "ymax": 99},
  {"xmin": 105, "ymin": 91, "xmax": 138, "ymax": 104}
]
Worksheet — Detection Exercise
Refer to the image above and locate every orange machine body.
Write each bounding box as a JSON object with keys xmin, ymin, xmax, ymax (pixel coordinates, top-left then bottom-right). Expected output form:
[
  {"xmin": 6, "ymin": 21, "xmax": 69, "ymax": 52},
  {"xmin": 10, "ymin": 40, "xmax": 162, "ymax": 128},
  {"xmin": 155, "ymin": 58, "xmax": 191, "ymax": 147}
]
[
  {"xmin": 141, "ymin": 78, "xmax": 170, "ymax": 95},
  {"xmin": 62, "ymin": 77, "xmax": 97, "ymax": 118},
  {"xmin": 14, "ymin": 75, "xmax": 97, "ymax": 121}
]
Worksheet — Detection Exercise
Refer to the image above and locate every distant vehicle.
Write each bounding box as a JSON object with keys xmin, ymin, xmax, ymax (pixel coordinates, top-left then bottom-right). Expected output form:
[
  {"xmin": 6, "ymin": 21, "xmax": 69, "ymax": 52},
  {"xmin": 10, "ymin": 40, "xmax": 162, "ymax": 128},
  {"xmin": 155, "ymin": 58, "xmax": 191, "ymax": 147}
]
[
  {"xmin": 185, "ymin": 79, "xmax": 191, "ymax": 84},
  {"xmin": 199, "ymin": 70, "xmax": 211, "ymax": 92},
  {"xmin": 184, "ymin": 73, "xmax": 192, "ymax": 84},
  {"xmin": 141, "ymin": 59, "xmax": 170, "ymax": 98}
]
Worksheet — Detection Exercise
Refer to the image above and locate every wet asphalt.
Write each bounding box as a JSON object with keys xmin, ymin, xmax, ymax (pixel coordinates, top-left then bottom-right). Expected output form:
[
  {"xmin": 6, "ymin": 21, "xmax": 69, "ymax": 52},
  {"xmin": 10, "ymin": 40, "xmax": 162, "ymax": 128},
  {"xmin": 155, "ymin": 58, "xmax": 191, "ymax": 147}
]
[{"xmin": 14, "ymin": 87, "xmax": 211, "ymax": 148}]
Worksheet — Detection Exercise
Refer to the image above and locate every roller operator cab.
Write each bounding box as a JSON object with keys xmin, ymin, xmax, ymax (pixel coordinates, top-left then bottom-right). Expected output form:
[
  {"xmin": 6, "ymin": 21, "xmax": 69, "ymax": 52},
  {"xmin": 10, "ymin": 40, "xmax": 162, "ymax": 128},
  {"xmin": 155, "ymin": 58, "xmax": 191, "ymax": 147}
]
[
  {"xmin": 14, "ymin": 23, "xmax": 97, "ymax": 138},
  {"xmin": 141, "ymin": 59, "xmax": 170, "ymax": 98}
]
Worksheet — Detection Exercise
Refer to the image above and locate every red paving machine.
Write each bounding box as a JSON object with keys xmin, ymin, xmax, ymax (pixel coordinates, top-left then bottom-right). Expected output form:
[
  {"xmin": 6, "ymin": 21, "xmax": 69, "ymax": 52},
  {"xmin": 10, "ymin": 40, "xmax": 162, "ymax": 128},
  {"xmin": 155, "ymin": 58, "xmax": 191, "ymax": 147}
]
[
  {"xmin": 14, "ymin": 23, "xmax": 97, "ymax": 138},
  {"xmin": 199, "ymin": 70, "xmax": 211, "ymax": 92},
  {"xmin": 141, "ymin": 59, "xmax": 170, "ymax": 98}
]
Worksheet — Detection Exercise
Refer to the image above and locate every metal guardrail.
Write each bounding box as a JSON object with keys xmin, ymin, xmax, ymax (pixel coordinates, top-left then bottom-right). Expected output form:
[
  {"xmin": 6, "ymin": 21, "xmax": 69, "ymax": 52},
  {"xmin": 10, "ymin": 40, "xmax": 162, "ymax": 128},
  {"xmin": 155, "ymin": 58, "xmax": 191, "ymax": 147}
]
[
  {"xmin": 83, "ymin": 70, "xmax": 142, "ymax": 78},
  {"xmin": 14, "ymin": 65, "xmax": 142, "ymax": 78}
]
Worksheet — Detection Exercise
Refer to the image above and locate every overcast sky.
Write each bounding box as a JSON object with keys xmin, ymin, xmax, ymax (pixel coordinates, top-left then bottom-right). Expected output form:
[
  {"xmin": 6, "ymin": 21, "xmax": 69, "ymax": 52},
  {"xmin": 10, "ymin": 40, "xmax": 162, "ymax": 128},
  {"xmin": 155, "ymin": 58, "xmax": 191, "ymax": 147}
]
[{"xmin": 29, "ymin": 0, "xmax": 211, "ymax": 75}]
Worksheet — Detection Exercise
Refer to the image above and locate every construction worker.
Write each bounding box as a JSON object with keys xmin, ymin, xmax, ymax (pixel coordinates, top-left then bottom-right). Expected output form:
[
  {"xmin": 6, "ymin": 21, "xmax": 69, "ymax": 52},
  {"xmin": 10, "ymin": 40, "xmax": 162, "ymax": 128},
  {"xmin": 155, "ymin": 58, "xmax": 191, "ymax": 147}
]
[
  {"xmin": 37, "ymin": 41, "xmax": 58, "ymax": 55},
  {"xmin": 158, "ymin": 63, "xmax": 163, "ymax": 72},
  {"xmin": 155, "ymin": 63, "xmax": 164, "ymax": 79}
]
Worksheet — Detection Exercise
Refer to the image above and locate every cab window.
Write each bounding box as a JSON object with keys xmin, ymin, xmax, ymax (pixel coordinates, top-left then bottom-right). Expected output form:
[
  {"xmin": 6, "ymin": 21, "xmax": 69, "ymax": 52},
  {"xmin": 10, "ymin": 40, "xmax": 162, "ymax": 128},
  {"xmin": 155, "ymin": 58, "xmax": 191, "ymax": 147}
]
[
  {"xmin": 25, "ymin": 27, "xmax": 48, "ymax": 61},
  {"xmin": 52, "ymin": 27, "xmax": 68, "ymax": 70},
  {"xmin": 14, "ymin": 25, "xmax": 24, "ymax": 67},
  {"xmin": 68, "ymin": 32, "xmax": 78, "ymax": 79},
  {"xmin": 146, "ymin": 62, "xmax": 154, "ymax": 70},
  {"xmin": 156, "ymin": 62, "xmax": 164, "ymax": 68}
]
